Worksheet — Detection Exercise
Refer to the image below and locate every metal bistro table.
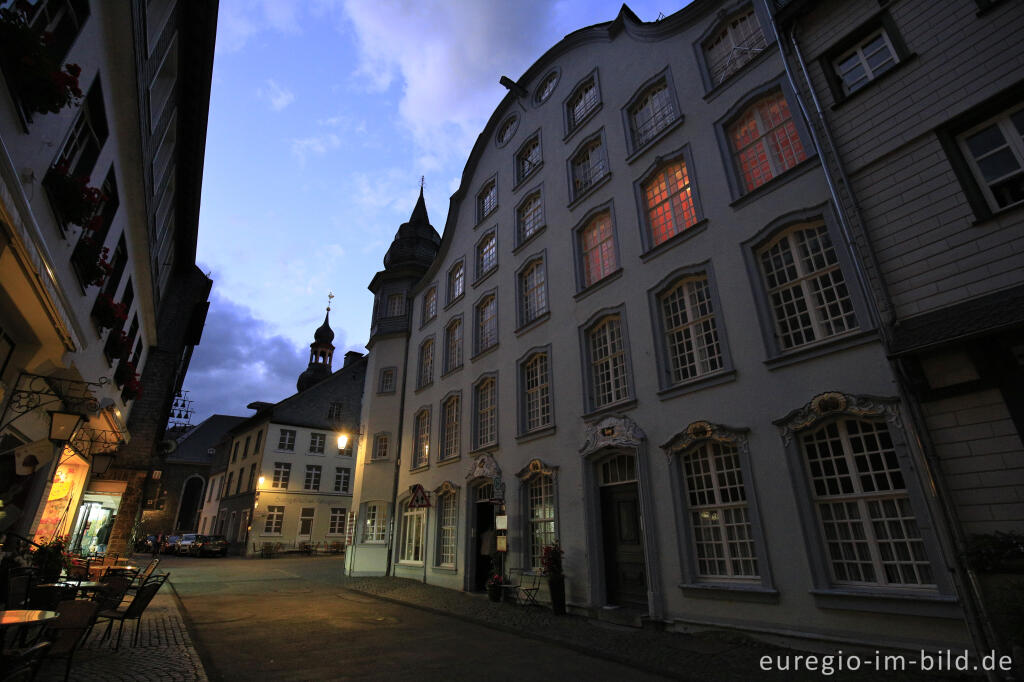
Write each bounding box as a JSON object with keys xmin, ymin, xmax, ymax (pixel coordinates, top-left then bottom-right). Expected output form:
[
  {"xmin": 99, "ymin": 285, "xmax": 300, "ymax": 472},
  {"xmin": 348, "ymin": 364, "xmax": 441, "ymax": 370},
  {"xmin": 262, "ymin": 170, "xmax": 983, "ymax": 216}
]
[
  {"xmin": 36, "ymin": 581, "xmax": 105, "ymax": 597},
  {"xmin": 0, "ymin": 609, "xmax": 60, "ymax": 647}
]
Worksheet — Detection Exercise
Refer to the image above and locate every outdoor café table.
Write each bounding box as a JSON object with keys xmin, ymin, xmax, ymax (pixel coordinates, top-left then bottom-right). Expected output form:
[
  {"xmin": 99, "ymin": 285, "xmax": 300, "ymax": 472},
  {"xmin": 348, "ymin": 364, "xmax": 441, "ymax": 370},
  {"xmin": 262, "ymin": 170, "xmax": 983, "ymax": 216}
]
[
  {"xmin": 0, "ymin": 610, "xmax": 59, "ymax": 646},
  {"xmin": 35, "ymin": 581, "xmax": 104, "ymax": 597}
]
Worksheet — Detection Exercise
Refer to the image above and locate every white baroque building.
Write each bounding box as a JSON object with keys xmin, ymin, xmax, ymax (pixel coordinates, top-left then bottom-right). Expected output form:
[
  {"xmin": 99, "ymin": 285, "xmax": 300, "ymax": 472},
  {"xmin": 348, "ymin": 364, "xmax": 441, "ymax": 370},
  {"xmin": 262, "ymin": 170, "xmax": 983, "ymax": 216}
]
[{"xmin": 344, "ymin": 2, "xmax": 1003, "ymax": 653}]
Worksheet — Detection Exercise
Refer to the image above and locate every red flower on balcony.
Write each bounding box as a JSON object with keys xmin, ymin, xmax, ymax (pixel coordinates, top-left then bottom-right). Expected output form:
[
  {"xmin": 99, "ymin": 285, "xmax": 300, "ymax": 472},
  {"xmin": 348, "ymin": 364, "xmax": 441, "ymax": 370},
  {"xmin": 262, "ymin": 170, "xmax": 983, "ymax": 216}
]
[
  {"xmin": 44, "ymin": 163, "xmax": 106, "ymax": 227},
  {"xmin": 0, "ymin": 7, "xmax": 83, "ymax": 118},
  {"xmin": 93, "ymin": 292, "xmax": 128, "ymax": 330}
]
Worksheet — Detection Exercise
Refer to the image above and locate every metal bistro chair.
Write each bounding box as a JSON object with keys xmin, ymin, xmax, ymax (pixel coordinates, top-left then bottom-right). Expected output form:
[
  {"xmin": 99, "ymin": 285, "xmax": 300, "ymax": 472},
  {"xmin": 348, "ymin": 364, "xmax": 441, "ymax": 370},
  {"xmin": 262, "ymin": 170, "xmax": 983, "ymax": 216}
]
[
  {"xmin": 506, "ymin": 568, "xmax": 541, "ymax": 608},
  {"xmin": 95, "ymin": 580, "xmax": 162, "ymax": 650},
  {"xmin": 127, "ymin": 558, "xmax": 160, "ymax": 592},
  {"xmin": 41, "ymin": 599, "xmax": 99, "ymax": 682}
]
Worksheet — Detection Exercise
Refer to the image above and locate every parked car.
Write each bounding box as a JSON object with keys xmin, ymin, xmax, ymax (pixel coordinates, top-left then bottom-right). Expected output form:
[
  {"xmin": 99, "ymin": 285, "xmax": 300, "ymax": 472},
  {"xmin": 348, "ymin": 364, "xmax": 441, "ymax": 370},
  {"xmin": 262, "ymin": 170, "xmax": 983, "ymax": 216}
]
[
  {"xmin": 177, "ymin": 533, "xmax": 199, "ymax": 555},
  {"xmin": 161, "ymin": 535, "xmax": 181, "ymax": 553},
  {"xmin": 193, "ymin": 535, "xmax": 229, "ymax": 557}
]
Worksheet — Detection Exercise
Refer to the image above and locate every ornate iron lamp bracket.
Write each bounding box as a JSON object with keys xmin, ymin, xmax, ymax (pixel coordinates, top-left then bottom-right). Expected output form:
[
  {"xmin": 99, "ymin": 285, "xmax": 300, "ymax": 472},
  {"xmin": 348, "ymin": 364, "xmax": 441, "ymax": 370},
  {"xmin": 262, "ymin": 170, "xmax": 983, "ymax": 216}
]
[{"xmin": 0, "ymin": 371, "xmax": 109, "ymax": 433}]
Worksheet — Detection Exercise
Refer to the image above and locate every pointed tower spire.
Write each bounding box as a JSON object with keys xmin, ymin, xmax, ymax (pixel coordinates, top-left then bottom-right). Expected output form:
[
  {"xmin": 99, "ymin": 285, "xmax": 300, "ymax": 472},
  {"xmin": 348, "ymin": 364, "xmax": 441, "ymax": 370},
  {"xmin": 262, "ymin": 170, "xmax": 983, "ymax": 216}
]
[{"xmin": 297, "ymin": 297, "xmax": 336, "ymax": 392}]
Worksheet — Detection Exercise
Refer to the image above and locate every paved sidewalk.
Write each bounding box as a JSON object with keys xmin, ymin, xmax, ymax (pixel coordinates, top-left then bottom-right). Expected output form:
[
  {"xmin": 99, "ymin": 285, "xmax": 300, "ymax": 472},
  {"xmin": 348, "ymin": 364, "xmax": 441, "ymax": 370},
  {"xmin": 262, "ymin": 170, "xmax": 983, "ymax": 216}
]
[{"xmin": 35, "ymin": 590, "xmax": 207, "ymax": 682}]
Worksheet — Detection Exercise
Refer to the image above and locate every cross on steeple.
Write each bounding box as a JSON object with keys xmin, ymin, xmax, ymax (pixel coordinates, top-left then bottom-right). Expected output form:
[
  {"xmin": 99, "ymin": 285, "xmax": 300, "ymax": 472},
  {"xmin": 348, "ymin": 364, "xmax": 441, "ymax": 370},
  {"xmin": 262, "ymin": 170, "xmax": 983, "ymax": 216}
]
[{"xmin": 327, "ymin": 291, "xmax": 334, "ymax": 312}]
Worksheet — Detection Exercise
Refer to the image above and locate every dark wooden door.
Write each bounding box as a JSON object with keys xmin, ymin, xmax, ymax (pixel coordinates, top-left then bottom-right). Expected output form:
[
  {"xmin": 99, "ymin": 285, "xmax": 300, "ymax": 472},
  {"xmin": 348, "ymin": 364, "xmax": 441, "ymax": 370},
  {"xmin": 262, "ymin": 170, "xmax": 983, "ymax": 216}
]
[{"xmin": 600, "ymin": 483, "xmax": 646, "ymax": 606}]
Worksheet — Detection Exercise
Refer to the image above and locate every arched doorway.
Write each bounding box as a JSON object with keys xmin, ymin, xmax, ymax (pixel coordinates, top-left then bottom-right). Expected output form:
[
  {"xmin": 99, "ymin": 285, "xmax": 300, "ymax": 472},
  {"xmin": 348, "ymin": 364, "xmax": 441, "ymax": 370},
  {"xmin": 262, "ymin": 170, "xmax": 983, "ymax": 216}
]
[{"xmin": 175, "ymin": 476, "xmax": 205, "ymax": 532}]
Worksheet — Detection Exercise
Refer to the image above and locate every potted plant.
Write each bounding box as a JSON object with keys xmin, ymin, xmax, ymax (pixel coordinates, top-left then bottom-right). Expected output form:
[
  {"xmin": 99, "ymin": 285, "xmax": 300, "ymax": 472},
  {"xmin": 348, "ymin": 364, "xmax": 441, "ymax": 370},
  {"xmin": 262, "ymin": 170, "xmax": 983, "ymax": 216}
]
[
  {"xmin": 31, "ymin": 537, "xmax": 66, "ymax": 582},
  {"xmin": 71, "ymin": 230, "xmax": 112, "ymax": 287},
  {"xmin": 0, "ymin": 6, "xmax": 83, "ymax": 118},
  {"xmin": 542, "ymin": 541, "xmax": 566, "ymax": 615},
  {"xmin": 93, "ymin": 292, "xmax": 128, "ymax": 330},
  {"xmin": 122, "ymin": 372, "xmax": 143, "ymax": 401},
  {"xmin": 43, "ymin": 163, "xmax": 105, "ymax": 227},
  {"xmin": 485, "ymin": 556, "xmax": 504, "ymax": 602}
]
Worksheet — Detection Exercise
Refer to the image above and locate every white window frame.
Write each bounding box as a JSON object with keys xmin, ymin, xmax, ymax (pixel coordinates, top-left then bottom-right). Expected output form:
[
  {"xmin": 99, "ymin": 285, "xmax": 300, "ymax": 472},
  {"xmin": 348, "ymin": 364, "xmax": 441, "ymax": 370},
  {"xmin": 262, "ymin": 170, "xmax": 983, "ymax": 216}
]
[
  {"xmin": 519, "ymin": 259, "xmax": 547, "ymax": 326},
  {"xmin": 444, "ymin": 318, "xmax": 463, "ymax": 373},
  {"xmin": 956, "ymin": 103, "xmax": 1024, "ymax": 213},
  {"xmin": 400, "ymin": 503, "xmax": 426, "ymax": 564},
  {"xmin": 309, "ymin": 432, "xmax": 326, "ymax": 454},
  {"xmin": 372, "ymin": 433, "xmax": 390, "ymax": 460},
  {"xmin": 437, "ymin": 492, "xmax": 457, "ymax": 568},
  {"xmin": 441, "ymin": 394, "xmax": 460, "ymax": 461},
  {"xmin": 659, "ymin": 275, "xmax": 724, "ymax": 385},
  {"xmin": 264, "ymin": 505, "xmax": 284, "ymax": 535},
  {"xmin": 423, "ymin": 286, "xmax": 437, "ymax": 322},
  {"xmin": 474, "ymin": 376, "xmax": 497, "ymax": 450},
  {"xmin": 334, "ymin": 467, "xmax": 352, "ymax": 494},
  {"xmin": 278, "ymin": 429, "xmax": 296, "ymax": 451},
  {"xmin": 476, "ymin": 231, "xmax": 497, "ymax": 278},
  {"xmin": 304, "ymin": 464, "xmax": 322, "ymax": 491},
  {"xmin": 523, "ymin": 352, "xmax": 552, "ymax": 433},
  {"xmin": 567, "ymin": 77, "xmax": 599, "ymax": 131},
  {"xmin": 475, "ymin": 294, "xmax": 497, "ymax": 354},
  {"xmin": 413, "ymin": 409, "xmax": 430, "ymax": 469},
  {"xmin": 629, "ymin": 79, "xmax": 677, "ymax": 148},
  {"xmin": 832, "ymin": 29, "xmax": 898, "ymax": 96},
  {"xmin": 478, "ymin": 180, "xmax": 497, "ymax": 221},
  {"xmin": 363, "ymin": 502, "xmax": 387, "ymax": 543},
  {"xmin": 526, "ymin": 473, "xmax": 556, "ymax": 571},
  {"xmin": 571, "ymin": 137, "xmax": 608, "ymax": 199},
  {"xmin": 516, "ymin": 191, "xmax": 544, "ymax": 244},
  {"xmin": 328, "ymin": 507, "xmax": 347, "ymax": 535},
  {"xmin": 587, "ymin": 316, "xmax": 630, "ymax": 409},
  {"xmin": 447, "ymin": 261, "xmax": 465, "ymax": 303},
  {"xmin": 702, "ymin": 6, "xmax": 767, "ymax": 87},
  {"xmin": 418, "ymin": 338, "xmax": 434, "ymax": 388}
]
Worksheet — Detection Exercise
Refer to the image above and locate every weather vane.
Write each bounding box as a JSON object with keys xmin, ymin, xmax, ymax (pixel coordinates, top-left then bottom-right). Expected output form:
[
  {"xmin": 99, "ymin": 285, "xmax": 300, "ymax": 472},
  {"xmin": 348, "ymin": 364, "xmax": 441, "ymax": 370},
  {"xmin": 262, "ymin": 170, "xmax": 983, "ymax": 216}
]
[
  {"xmin": 420, "ymin": 175, "xmax": 425, "ymax": 189},
  {"xmin": 327, "ymin": 291, "xmax": 334, "ymax": 312}
]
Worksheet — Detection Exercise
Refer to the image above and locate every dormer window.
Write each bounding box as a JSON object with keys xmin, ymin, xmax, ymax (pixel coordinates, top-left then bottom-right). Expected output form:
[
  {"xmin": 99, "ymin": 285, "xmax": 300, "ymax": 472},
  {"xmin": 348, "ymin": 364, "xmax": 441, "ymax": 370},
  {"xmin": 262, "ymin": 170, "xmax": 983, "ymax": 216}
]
[{"xmin": 703, "ymin": 7, "xmax": 767, "ymax": 87}]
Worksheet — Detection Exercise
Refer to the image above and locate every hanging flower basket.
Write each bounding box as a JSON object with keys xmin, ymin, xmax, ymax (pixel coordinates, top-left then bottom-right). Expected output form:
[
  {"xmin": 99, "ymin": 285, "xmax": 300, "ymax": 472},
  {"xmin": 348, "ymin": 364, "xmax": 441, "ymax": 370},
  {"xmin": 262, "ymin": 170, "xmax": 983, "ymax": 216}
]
[
  {"xmin": 92, "ymin": 292, "xmax": 128, "ymax": 330},
  {"xmin": 107, "ymin": 329, "xmax": 132, "ymax": 360},
  {"xmin": 71, "ymin": 235, "xmax": 112, "ymax": 287},
  {"xmin": 43, "ymin": 163, "xmax": 105, "ymax": 227},
  {"xmin": 0, "ymin": 7, "xmax": 83, "ymax": 118}
]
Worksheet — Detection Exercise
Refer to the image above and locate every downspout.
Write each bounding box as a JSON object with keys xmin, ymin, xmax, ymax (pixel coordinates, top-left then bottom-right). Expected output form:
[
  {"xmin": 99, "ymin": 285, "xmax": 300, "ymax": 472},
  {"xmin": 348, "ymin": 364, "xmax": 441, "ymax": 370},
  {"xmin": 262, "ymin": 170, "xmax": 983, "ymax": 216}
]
[
  {"xmin": 384, "ymin": 317, "xmax": 412, "ymax": 576},
  {"xmin": 764, "ymin": 2, "xmax": 997, "ymax": 668}
]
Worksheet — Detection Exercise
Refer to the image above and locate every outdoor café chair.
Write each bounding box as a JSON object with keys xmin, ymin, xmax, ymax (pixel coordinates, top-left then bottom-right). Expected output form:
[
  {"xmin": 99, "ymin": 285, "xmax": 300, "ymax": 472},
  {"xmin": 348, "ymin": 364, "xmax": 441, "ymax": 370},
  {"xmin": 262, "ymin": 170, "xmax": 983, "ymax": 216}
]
[
  {"xmin": 93, "ymin": 575, "xmax": 134, "ymax": 611},
  {"xmin": 129, "ymin": 558, "xmax": 160, "ymax": 589},
  {"xmin": 0, "ymin": 640, "xmax": 50, "ymax": 682},
  {"xmin": 95, "ymin": 580, "xmax": 162, "ymax": 650},
  {"xmin": 517, "ymin": 572, "xmax": 541, "ymax": 608},
  {"xmin": 42, "ymin": 599, "xmax": 99, "ymax": 681}
]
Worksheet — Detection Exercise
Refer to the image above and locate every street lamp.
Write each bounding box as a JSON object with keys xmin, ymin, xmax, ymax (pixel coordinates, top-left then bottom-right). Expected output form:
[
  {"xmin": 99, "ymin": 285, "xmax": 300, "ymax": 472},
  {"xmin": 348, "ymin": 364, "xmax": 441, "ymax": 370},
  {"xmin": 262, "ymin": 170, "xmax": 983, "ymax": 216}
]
[
  {"xmin": 337, "ymin": 433, "xmax": 349, "ymax": 450},
  {"xmin": 48, "ymin": 410, "xmax": 84, "ymax": 445},
  {"xmin": 91, "ymin": 451, "xmax": 115, "ymax": 475}
]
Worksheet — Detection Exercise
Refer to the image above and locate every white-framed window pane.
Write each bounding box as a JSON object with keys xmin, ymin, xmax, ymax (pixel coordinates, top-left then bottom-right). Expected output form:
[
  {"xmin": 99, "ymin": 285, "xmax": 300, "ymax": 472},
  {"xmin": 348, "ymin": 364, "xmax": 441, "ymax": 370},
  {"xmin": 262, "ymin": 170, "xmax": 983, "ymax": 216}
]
[
  {"xmin": 385, "ymin": 294, "xmax": 405, "ymax": 317},
  {"xmin": 364, "ymin": 502, "xmax": 386, "ymax": 543},
  {"xmin": 400, "ymin": 505, "xmax": 426, "ymax": 563},
  {"xmin": 264, "ymin": 506, "xmax": 284, "ymax": 534},
  {"xmin": 278, "ymin": 429, "xmax": 295, "ymax": 450},
  {"xmin": 304, "ymin": 465, "xmax": 322, "ymax": 490},
  {"xmin": 477, "ymin": 233, "xmax": 497, "ymax": 275},
  {"xmin": 802, "ymin": 420, "xmax": 934, "ymax": 587},
  {"xmin": 373, "ymin": 434, "xmax": 389, "ymax": 460},
  {"xmin": 442, "ymin": 396, "xmax": 460, "ymax": 460},
  {"xmin": 759, "ymin": 223, "xmax": 858, "ymax": 350},
  {"xmin": 959, "ymin": 106, "xmax": 1024, "ymax": 211},
  {"xmin": 834, "ymin": 30, "xmax": 897, "ymax": 95},
  {"xmin": 569, "ymin": 79, "xmax": 598, "ymax": 128},
  {"xmin": 520, "ymin": 261, "xmax": 547, "ymax": 324},
  {"xmin": 419, "ymin": 339, "xmax": 434, "ymax": 386},
  {"xmin": 644, "ymin": 160, "xmax": 698, "ymax": 247},
  {"xmin": 334, "ymin": 467, "xmax": 351, "ymax": 493},
  {"xmin": 272, "ymin": 462, "xmax": 291, "ymax": 489},
  {"xmin": 477, "ymin": 296, "xmax": 497, "ymax": 351},
  {"xmin": 329, "ymin": 507, "xmax": 347, "ymax": 535},
  {"xmin": 660, "ymin": 276, "xmax": 723, "ymax": 384},
  {"xmin": 518, "ymin": 193, "xmax": 543, "ymax": 241},
  {"xmin": 424, "ymin": 287, "xmax": 437, "ymax": 320},
  {"xmin": 310, "ymin": 432, "xmax": 325, "ymax": 454},
  {"xmin": 528, "ymin": 474, "xmax": 556, "ymax": 571},
  {"xmin": 524, "ymin": 353, "xmax": 551, "ymax": 432},
  {"xmin": 445, "ymin": 320, "xmax": 462, "ymax": 371},
  {"xmin": 704, "ymin": 7, "xmax": 767, "ymax": 86},
  {"xmin": 572, "ymin": 139, "xmax": 608, "ymax": 195},
  {"xmin": 589, "ymin": 318, "xmax": 629, "ymax": 407},
  {"xmin": 683, "ymin": 442, "xmax": 759, "ymax": 579},
  {"xmin": 729, "ymin": 91, "xmax": 807, "ymax": 193},
  {"xmin": 449, "ymin": 263, "xmax": 465, "ymax": 300},
  {"xmin": 438, "ymin": 493, "xmax": 457, "ymax": 567},
  {"xmin": 476, "ymin": 379, "xmax": 496, "ymax": 447},
  {"xmin": 517, "ymin": 139, "xmax": 541, "ymax": 181},
  {"xmin": 414, "ymin": 411, "xmax": 430, "ymax": 468},
  {"xmin": 631, "ymin": 81, "xmax": 676, "ymax": 147},
  {"xmin": 379, "ymin": 368, "xmax": 395, "ymax": 393},
  {"xmin": 479, "ymin": 182, "xmax": 497, "ymax": 219},
  {"xmin": 580, "ymin": 212, "xmax": 617, "ymax": 287}
]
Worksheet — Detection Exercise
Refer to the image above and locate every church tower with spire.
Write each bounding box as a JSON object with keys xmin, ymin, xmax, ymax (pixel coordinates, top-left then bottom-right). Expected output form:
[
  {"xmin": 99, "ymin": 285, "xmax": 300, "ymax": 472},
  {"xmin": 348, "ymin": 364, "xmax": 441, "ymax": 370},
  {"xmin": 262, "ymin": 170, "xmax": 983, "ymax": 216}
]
[
  {"xmin": 296, "ymin": 296, "xmax": 336, "ymax": 392},
  {"xmin": 348, "ymin": 184, "xmax": 439, "ymax": 577}
]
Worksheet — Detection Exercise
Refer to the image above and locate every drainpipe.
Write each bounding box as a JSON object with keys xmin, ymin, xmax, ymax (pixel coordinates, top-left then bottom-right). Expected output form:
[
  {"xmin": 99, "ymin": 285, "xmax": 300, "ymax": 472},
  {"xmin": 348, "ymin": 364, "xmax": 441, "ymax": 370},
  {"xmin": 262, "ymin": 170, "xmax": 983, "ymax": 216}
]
[{"xmin": 764, "ymin": 2, "xmax": 997, "ymax": 670}]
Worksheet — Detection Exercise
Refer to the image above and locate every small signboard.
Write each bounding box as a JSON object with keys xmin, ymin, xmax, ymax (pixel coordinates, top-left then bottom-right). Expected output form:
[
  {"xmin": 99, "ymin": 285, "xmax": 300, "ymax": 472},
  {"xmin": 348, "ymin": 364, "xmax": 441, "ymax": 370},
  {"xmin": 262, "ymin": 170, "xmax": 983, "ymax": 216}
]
[{"xmin": 408, "ymin": 483, "xmax": 431, "ymax": 508}]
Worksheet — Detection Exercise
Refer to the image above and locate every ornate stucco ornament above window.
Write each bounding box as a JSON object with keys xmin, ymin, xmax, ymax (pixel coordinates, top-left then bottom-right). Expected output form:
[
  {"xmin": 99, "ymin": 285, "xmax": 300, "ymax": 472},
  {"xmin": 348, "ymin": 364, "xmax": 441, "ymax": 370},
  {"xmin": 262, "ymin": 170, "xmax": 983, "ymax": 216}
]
[
  {"xmin": 515, "ymin": 458, "xmax": 558, "ymax": 479},
  {"xmin": 660, "ymin": 420, "xmax": 749, "ymax": 457},
  {"xmin": 579, "ymin": 415, "xmax": 646, "ymax": 457},
  {"xmin": 434, "ymin": 480, "xmax": 459, "ymax": 496},
  {"xmin": 773, "ymin": 391, "xmax": 901, "ymax": 445},
  {"xmin": 466, "ymin": 453, "xmax": 504, "ymax": 500}
]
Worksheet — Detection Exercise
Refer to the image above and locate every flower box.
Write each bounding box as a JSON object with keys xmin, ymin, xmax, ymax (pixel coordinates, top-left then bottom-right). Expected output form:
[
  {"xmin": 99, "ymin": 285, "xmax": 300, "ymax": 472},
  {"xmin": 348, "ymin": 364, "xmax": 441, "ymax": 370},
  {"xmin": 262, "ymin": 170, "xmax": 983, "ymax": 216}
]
[
  {"xmin": 0, "ymin": 7, "xmax": 82, "ymax": 119},
  {"xmin": 43, "ymin": 164, "xmax": 105, "ymax": 227},
  {"xmin": 92, "ymin": 292, "xmax": 127, "ymax": 330}
]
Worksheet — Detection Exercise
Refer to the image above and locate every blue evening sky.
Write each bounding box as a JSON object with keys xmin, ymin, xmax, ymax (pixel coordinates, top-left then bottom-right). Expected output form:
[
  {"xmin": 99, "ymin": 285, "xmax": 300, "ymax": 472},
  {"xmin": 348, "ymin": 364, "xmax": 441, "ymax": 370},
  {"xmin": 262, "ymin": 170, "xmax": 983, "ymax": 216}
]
[{"xmin": 183, "ymin": 0, "xmax": 679, "ymax": 423}]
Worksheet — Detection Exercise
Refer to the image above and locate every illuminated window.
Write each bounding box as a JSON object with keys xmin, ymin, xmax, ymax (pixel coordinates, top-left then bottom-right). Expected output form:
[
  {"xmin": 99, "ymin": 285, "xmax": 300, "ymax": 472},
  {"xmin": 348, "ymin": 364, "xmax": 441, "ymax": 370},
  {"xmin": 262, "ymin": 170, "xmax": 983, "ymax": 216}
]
[
  {"xmin": 441, "ymin": 395, "xmax": 460, "ymax": 461},
  {"xmin": 519, "ymin": 259, "xmax": 547, "ymax": 326},
  {"xmin": 702, "ymin": 7, "xmax": 767, "ymax": 86},
  {"xmin": 272, "ymin": 462, "xmax": 290, "ymax": 489},
  {"xmin": 474, "ymin": 377, "xmax": 497, "ymax": 449},
  {"xmin": 423, "ymin": 287, "xmax": 437, "ymax": 322},
  {"xmin": 757, "ymin": 222, "xmax": 857, "ymax": 350},
  {"xmin": 309, "ymin": 432, "xmax": 325, "ymax": 454},
  {"xmin": 643, "ymin": 159, "xmax": 698, "ymax": 247},
  {"xmin": 413, "ymin": 409, "xmax": 430, "ymax": 468},
  {"xmin": 363, "ymin": 502, "xmax": 386, "ymax": 543},
  {"xmin": 527, "ymin": 473, "xmax": 555, "ymax": 571},
  {"xmin": 567, "ymin": 77, "xmax": 599, "ymax": 131},
  {"xmin": 579, "ymin": 211, "xmax": 617, "ymax": 287},
  {"xmin": 304, "ymin": 465, "xmax": 322, "ymax": 491},
  {"xmin": 478, "ymin": 180, "xmax": 497, "ymax": 221},
  {"xmin": 728, "ymin": 90, "xmax": 807, "ymax": 193},
  {"xmin": 801, "ymin": 419, "xmax": 934, "ymax": 586},
  {"xmin": 629, "ymin": 80, "xmax": 677, "ymax": 148},
  {"xmin": 587, "ymin": 316, "xmax": 630, "ymax": 409},
  {"xmin": 264, "ymin": 506, "xmax": 284, "ymax": 534},
  {"xmin": 682, "ymin": 441, "xmax": 759, "ymax": 579},
  {"xmin": 571, "ymin": 137, "xmax": 608, "ymax": 199},
  {"xmin": 418, "ymin": 338, "xmax": 434, "ymax": 388},
  {"xmin": 516, "ymin": 136, "xmax": 542, "ymax": 183},
  {"xmin": 437, "ymin": 492, "xmax": 457, "ymax": 567},
  {"xmin": 522, "ymin": 352, "xmax": 551, "ymax": 433},
  {"xmin": 400, "ymin": 502, "xmax": 426, "ymax": 563},
  {"xmin": 659, "ymin": 276, "xmax": 723, "ymax": 384},
  {"xmin": 516, "ymin": 192, "xmax": 544, "ymax": 243},
  {"xmin": 447, "ymin": 262, "xmax": 465, "ymax": 302},
  {"xmin": 444, "ymin": 318, "xmax": 463, "ymax": 373},
  {"xmin": 476, "ymin": 231, "xmax": 497, "ymax": 278},
  {"xmin": 476, "ymin": 295, "xmax": 497, "ymax": 353}
]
